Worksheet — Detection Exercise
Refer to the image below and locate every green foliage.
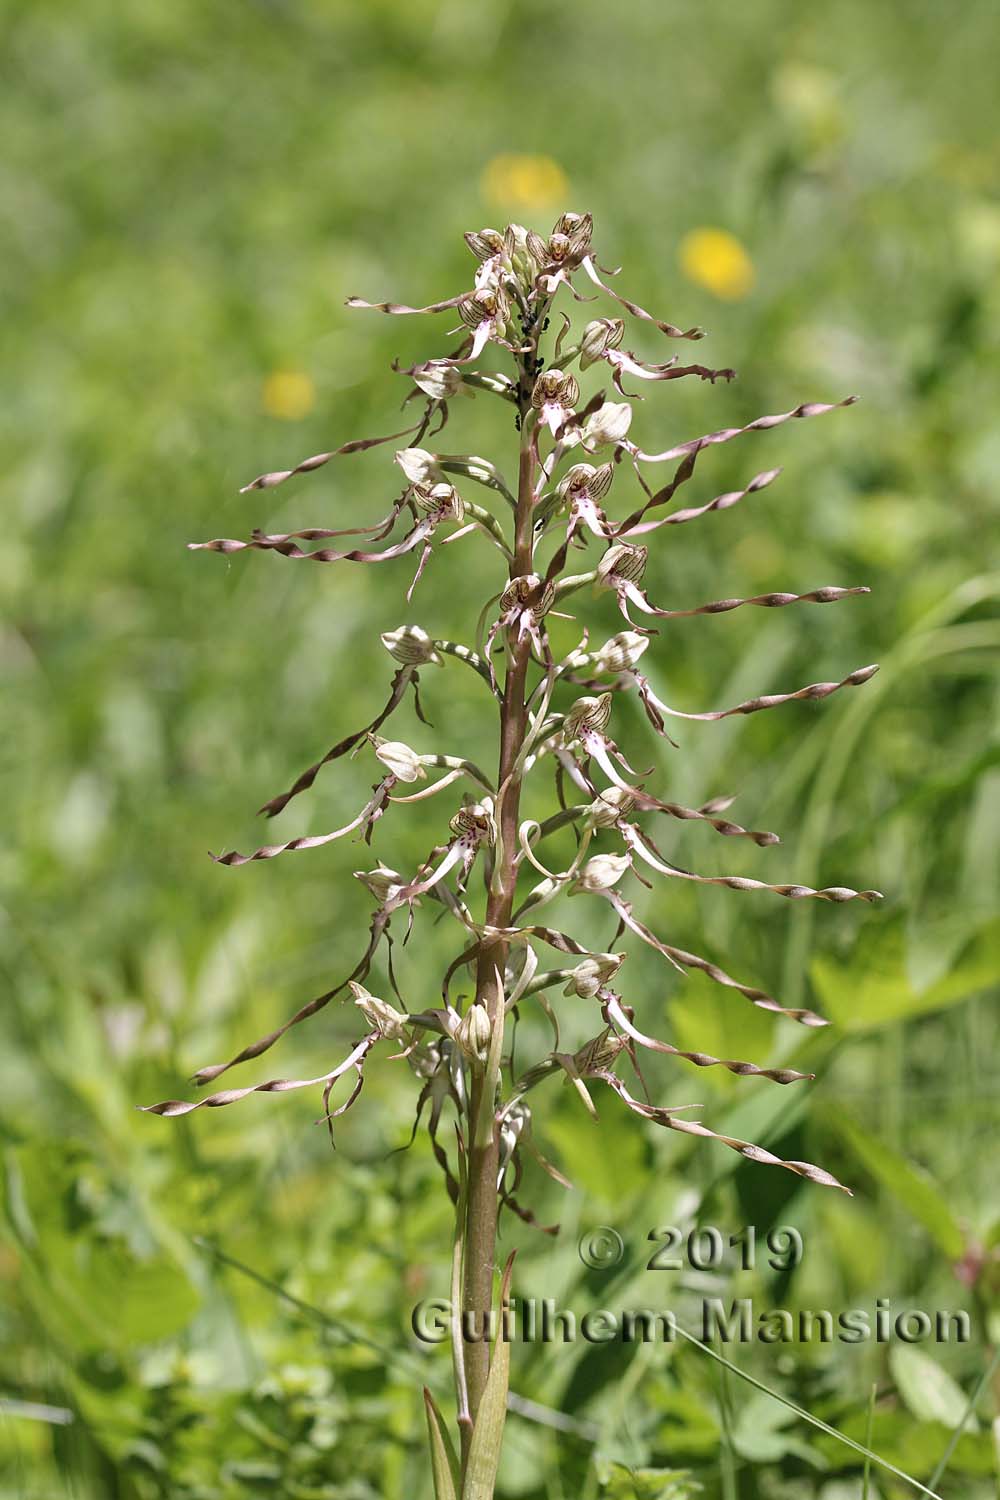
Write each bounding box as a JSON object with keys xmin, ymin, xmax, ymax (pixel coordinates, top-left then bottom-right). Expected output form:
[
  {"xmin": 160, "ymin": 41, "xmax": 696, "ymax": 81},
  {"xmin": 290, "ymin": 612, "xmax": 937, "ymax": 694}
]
[
  {"xmin": 595, "ymin": 1461, "xmax": 700, "ymax": 1499},
  {"xmin": 2, "ymin": 0, "xmax": 998, "ymax": 1495},
  {"xmin": 827, "ymin": 1112, "xmax": 965, "ymax": 1260},
  {"xmin": 888, "ymin": 1347, "xmax": 973, "ymax": 1431}
]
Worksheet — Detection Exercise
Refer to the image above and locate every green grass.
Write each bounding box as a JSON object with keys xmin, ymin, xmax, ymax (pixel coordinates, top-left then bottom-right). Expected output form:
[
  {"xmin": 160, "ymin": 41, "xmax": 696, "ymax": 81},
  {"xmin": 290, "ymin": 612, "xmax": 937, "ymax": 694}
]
[{"xmin": 2, "ymin": 0, "xmax": 999, "ymax": 1495}]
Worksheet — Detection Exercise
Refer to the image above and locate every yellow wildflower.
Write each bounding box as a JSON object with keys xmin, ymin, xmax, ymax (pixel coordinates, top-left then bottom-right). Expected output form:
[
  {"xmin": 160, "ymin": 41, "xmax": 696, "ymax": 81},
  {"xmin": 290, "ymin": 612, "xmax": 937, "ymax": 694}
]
[
  {"xmin": 262, "ymin": 370, "xmax": 316, "ymax": 421},
  {"xmin": 679, "ymin": 228, "xmax": 756, "ymax": 301}
]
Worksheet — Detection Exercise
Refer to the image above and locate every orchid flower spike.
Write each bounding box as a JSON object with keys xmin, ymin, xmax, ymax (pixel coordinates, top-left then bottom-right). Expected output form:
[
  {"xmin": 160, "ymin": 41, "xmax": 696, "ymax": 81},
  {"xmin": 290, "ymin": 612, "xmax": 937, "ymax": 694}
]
[{"xmin": 155, "ymin": 209, "xmax": 878, "ymax": 1431}]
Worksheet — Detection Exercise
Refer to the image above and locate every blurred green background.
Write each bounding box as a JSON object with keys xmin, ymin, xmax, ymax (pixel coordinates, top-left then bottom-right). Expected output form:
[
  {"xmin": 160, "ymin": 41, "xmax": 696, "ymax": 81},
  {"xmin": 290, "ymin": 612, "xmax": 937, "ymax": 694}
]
[{"xmin": 2, "ymin": 0, "xmax": 999, "ymax": 1495}]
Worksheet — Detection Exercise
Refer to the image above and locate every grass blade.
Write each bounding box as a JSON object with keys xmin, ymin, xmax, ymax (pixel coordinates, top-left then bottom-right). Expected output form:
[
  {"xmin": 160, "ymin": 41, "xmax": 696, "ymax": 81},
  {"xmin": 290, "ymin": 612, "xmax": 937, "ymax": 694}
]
[
  {"xmin": 862, "ymin": 1381, "xmax": 876, "ymax": 1500},
  {"xmin": 672, "ymin": 1324, "xmax": 944, "ymax": 1499},
  {"xmin": 927, "ymin": 1345, "xmax": 1000, "ymax": 1492}
]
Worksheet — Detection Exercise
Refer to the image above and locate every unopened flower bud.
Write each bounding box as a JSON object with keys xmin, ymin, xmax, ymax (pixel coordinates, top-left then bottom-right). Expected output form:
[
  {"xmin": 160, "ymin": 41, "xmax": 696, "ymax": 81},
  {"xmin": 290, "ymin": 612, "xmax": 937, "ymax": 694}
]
[
  {"xmin": 563, "ymin": 952, "xmax": 626, "ymax": 998},
  {"xmin": 563, "ymin": 692, "xmax": 613, "ymax": 743},
  {"xmin": 586, "ymin": 785, "xmax": 636, "ymax": 829},
  {"xmin": 349, "ymin": 982, "xmax": 409, "ymax": 1041},
  {"xmin": 594, "ymin": 631, "xmax": 649, "ymax": 674},
  {"xmin": 525, "ymin": 228, "xmax": 550, "ymax": 268},
  {"xmin": 579, "ymin": 318, "xmax": 625, "ymax": 369},
  {"xmin": 455, "ymin": 1003, "xmax": 492, "ymax": 1064},
  {"xmin": 395, "ymin": 447, "xmax": 442, "ymax": 486},
  {"xmin": 557, "ymin": 462, "xmax": 614, "ymax": 503},
  {"xmin": 597, "ymin": 542, "xmax": 648, "ymax": 587},
  {"xmin": 582, "ymin": 401, "xmax": 633, "ymax": 449},
  {"xmin": 410, "ymin": 362, "xmax": 467, "ymax": 401},
  {"xmin": 464, "ymin": 227, "xmax": 505, "ymax": 261},
  {"xmin": 373, "ymin": 737, "xmax": 426, "ymax": 783},
  {"xmin": 380, "ymin": 624, "xmax": 442, "ymax": 667},
  {"xmin": 504, "ymin": 223, "xmax": 538, "ymax": 282},
  {"xmin": 570, "ymin": 852, "xmax": 631, "ymax": 895},
  {"xmin": 353, "ymin": 863, "xmax": 404, "ymax": 902}
]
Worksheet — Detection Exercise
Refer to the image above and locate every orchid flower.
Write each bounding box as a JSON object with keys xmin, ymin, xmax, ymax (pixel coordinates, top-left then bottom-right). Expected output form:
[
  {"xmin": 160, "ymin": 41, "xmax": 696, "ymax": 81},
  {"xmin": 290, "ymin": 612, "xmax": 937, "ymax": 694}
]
[
  {"xmin": 530, "ymin": 367, "xmax": 580, "ymax": 437},
  {"xmin": 559, "ymin": 691, "xmax": 643, "ymax": 795},
  {"xmin": 382, "ymin": 798, "xmax": 497, "ymax": 915},
  {"xmin": 482, "ymin": 573, "xmax": 556, "ymax": 689},
  {"xmin": 526, "ymin": 211, "xmax": 596, "ymax": 293},
  {"xmin": 556, "ymin": 461, "xmax": 615, "ymax": 544},
  {"xmin": 454, "ymin": 282, "xmax": 513, "ymax": 361},
  {"xmin": 594, "ymin": 541, "xmax": 657, "ymax": 629}
]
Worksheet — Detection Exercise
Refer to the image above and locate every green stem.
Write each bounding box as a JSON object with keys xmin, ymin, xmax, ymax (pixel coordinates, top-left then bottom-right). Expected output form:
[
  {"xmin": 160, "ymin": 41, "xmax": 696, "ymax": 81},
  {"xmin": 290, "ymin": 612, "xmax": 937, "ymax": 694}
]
[{"xmin": 459, "ymin": 321, "xmax": 542, "ymax": 1473}]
